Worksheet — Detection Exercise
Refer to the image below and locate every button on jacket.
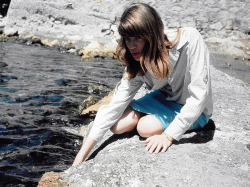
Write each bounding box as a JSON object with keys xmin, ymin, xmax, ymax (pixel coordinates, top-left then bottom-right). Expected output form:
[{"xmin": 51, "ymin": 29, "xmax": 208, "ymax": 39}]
[{"xmin": 88, "ymin": 27, "xmax": 213, "ymax": 142}]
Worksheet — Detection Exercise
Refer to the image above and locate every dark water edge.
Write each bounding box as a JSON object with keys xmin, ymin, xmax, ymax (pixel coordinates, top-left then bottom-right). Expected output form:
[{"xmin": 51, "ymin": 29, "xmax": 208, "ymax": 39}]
[{"xmin": 0, "ymin": 41, "xmax": 124, "ymax": 186}]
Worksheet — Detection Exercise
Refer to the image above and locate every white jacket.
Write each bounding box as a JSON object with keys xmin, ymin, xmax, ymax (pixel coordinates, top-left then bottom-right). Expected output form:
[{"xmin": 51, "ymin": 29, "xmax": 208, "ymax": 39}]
[{"xmin": 88, "ymin": 27, "xmax": 213, "ymax": 141}]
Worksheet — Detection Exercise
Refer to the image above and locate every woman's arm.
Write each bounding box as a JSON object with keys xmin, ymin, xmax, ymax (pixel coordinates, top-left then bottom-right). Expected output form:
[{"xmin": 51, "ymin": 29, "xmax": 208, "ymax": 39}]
[
  {"xmin": 144, "ymin": 28, "xmax": 212, "ymax": 152},
  {"xmin": 88, "ymin": 75, "xmax": 143, "ymax": 142},
  {"xmin": 165, "ymin": 28, "xmax": 212, "ymax": 141},
  {"xmin": 73, "ymin": 74, "xmax": 143, "ymax": 165},
  {"xmin": 72, "ymin": 137, "xmax": 96, "ymax": 166}
]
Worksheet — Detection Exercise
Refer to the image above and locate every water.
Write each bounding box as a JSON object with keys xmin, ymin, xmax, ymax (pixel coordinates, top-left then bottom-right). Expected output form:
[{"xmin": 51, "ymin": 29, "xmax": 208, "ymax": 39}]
[
  {"xmin": 210, "ymin": 53, "xmax": 250, "ymax": 85},
  {"xmin": 0, "ymin": 42, "xmax": 124, "ymax": 186}
]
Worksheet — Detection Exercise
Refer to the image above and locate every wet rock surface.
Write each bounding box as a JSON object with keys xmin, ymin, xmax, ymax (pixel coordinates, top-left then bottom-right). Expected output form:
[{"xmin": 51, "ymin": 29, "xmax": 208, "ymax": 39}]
[{"xmin": 59, "ymin": 65, "xmax": 250, "ymax": 186}]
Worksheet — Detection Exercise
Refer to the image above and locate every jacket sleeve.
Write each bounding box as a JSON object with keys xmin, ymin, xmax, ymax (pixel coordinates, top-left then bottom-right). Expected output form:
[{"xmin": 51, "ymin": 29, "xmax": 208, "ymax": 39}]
[
  {"xmin": 164, "ymin": 28, "xmax": 212, "ymax": 141},
  {"xmin": 88, "ymin": 73, "xmax": 143, "ymax": 142}
]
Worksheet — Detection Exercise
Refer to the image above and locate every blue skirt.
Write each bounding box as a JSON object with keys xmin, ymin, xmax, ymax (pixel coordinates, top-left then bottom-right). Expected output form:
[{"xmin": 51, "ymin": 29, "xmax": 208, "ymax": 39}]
[{"xmin": 130, "ymin": 90, "xmax": 210, "ymax": 131}]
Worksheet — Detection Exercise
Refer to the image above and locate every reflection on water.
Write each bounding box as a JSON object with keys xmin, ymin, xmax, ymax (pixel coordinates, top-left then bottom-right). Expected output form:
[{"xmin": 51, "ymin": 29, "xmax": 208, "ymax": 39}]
[{"xmin": 0, "ymin": 42, "xmax": 124, "ymax": 186}]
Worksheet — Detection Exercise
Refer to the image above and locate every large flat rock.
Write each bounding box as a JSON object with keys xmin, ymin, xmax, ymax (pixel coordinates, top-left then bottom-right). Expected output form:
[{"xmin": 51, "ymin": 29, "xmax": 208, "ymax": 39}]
[{"xmin": 60, "ymin": 65, "xmax": 250, "ymax": 186}]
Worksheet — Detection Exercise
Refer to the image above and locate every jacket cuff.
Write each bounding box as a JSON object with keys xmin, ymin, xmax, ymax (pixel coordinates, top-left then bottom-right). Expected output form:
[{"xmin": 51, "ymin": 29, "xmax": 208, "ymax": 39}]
[
  {"xmin": 88, "ymin": 127, "xmax": 104, "ymax": 142},
  {"xmin": 164, "ymin": 117, "xmax": 190, "ymax": 141}
]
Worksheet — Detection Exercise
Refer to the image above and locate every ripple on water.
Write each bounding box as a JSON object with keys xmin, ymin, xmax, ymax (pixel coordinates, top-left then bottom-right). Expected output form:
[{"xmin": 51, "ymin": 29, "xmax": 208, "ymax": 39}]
[
  {"xmin": 0, "ymin": 88, "xmax": 19, "ymax": 93},
  {"xmin": 0, "ymin": 42, "xmax": 124, "ymax": 186},
  {"xmin": 0, "ymin": 75, "xmax": 18, "ymax": 80}
]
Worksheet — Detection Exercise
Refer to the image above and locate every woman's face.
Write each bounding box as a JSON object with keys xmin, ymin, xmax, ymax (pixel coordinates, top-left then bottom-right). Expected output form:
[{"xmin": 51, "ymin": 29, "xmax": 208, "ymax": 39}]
[{"xmin": 125, "ymin": 36, "xmax": 146, "ymax": 61}]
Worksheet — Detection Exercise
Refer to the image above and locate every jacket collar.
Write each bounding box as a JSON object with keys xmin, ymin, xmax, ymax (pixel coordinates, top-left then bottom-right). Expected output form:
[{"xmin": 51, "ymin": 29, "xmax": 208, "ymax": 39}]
[
  {"xmin": 166, "ymin": 28, "xmax": 189, "ymax": 71},
  {"xmin": 165, "ymin": 27, "xmax": 188, "ymax": 51}
]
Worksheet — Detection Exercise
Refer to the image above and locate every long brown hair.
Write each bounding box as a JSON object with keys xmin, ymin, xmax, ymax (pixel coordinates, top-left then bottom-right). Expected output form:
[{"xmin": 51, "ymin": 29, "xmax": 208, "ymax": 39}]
[{"xmin": 116, "ymin": 3, "xmax": 180, "ymax": 81}]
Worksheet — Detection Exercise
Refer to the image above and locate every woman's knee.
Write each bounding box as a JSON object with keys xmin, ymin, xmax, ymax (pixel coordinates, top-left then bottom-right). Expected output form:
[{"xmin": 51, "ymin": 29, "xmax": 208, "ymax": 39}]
[
  {"xmin": 110, "ymin": 107, "xmax": 142, "ymax": 134},
  {"xmin": 137, "ymin": 115, "xmax": 163, "ymax": 138}
]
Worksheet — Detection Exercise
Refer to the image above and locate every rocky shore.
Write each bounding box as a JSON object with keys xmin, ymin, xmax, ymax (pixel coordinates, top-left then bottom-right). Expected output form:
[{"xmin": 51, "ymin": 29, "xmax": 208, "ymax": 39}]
[
  {"xmin": 38, "ymin": 65, "xmax": 250, "ymax": 187},
  {"xmin": 1, "ymin": 0, "xmax": 250, "ymax": 61},
  {"xmin": 1, "ymin": 0, "xmax": 249, "ymax": 186}
]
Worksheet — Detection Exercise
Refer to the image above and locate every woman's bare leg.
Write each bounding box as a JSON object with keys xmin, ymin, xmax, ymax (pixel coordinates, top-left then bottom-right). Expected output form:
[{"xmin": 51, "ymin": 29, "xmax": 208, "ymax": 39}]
[
  {"xmin": 110, "ymin": 107, "xmax": 143, "ymax": 134},
  {"xmin": 136, "ymin": 115, "xmax": 163, "ymax": 138}
]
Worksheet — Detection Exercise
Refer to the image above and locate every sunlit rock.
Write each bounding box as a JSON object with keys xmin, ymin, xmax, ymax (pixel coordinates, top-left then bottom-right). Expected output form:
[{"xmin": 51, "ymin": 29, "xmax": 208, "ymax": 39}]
[
  {"xmin": 4, "ymin": 28, "xmax": 18, "ymax": 37},
  {"xmin": 31, "ymin": 36, "xmax": 42, "ymax": 45},
  {"xmin": 41, "ymin": 39, "xmax": 53, "ymax": 47},
  {"xmin": 50, "ymin": 39, "xmax": 60, "ymax": 46},
  {"xmin": 78, "ymin": 95, "xmax": 96, "ymax": 115},
  {"xmin": 80, "ymin": 41, "xmax": 106, "ymax": 59},
  {"xmin": 38, "ymin": 172, "xmax": 66, "ymax": 187},
  {"xmin": 81, "ymin": 90, "xmax": 114, "ymax": 116},
  {"xmin": 63, "ymin": 41, "xmax": 75, "ymax": 50}
]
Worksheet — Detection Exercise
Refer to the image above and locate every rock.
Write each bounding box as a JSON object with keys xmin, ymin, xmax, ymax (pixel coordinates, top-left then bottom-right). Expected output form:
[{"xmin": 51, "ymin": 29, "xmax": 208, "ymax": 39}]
[
  {"xmin": 67, "ymin": 48, "xmax": 77, "ymax": 54},
  {"xmin": 41, "ymin": 39, "xmax": 53, "ymax": 47},
  {"xmin": 225, "ymin": 29, "xmax": 233, "ymax": 33},
  {"xmin": 80, "ymin": 84, "xmax": 148, "ymax": 116},
  {"xmin": 64, "ymin": 41, "xmax": 75, "ymax": 50},
  {"xmin": 22, "ymin": 33, "xmax": 33, "ymax": 40},
  {"xmin": 209, "ymin": 22, "xmax": 224, "ymax": 31},
  {"xmin": 78, "ymin": 96, "xmax": 96, "ymax": 115},
  {"xmin": 38, "ymin": 172, "xmax": 66, "ymax": 187},
  {"xmin": 66, "ymin": 3, "xmax": 74, "ymax": 10},
  {"xmin": 51, "ymin": 40, "xmax": 60, "ymax": 47},
  {"xmin": 0, "ymin": 61, "xmax": 8, "ymax": 67},
  {"xmin": 80, "ymin": 83, "xmax": 148, "ymax": 116},
  {"xmin": 41, "ymin": 38, "xmax": 60, "ymax": 47},
  {"xmin": 79, "ymin": 41, "xmax": 106, "ymax": 59},
  {"xmin": 81, "ymin": 90, "xmax": 114, "ymax": 116},
  {"xmin": 0, "ymin": 34, "xmax": 8, "ymax": 42},
  {"xmin": 57, "ymin": 66, "xmax": 250, "ymax": 186},
  {"xmin": 221, "ymin": 61, "xmax": 231, "ymax": 67},
  {"xmin": 31, "ymin": 36, "xmax": 43, "ymax": 45},
  {"xmin": 205, "ymin": 33, "xmax": 250, "ymax": 60},
  {"xmin": 0, "ymin": 18, "xmax": 5, "ymax": 28},
  {"xmin": 103, "ymin": 47, "xmax": 117, "ymax": 59},
  {"xmin": 2, "ymin": 0, "xmax": 249, "ymax": 60},
  {"xmin": 4, "ymin": 28, "xmax": 18, "ymax": 37},
  {"xmin": 87, "ymin": 83, "xmax": 110, "ymax": 94},
  {"xmin": 78, "ymin": 41, "xmax": 117, "ymax": 59}
]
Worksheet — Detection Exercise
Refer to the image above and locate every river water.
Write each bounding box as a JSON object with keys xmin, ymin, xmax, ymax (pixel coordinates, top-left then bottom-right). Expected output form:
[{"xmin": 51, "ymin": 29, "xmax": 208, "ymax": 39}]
[
  {"xmin": 0, "ymin": 42, "xmax": 124, "ymax": 186},
  {"xmin": 0, "ymin": 41, "xmax": 249, "ymax": 186}
]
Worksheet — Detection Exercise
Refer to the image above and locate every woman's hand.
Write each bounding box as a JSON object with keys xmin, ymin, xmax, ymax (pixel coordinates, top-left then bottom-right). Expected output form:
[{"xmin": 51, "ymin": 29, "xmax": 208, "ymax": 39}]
[
  {"xmin": 72, "ymin": 137, "xmax": 96, "ymax": 166},
  {"xmin": 144, "ymin": 133, "xmax": 173, "ymax": 153}
]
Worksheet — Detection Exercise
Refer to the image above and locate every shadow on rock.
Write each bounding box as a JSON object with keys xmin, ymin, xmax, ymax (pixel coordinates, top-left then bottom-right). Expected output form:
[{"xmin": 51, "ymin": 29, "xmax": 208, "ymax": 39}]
[
  {"xmin": 87, "ymin": 129, "xmax": 138, "ymax": 160},
  {"xmin": 174, "ymin": 119, "xmax": 216, "ymax": 145},
  {"xmin": 88, "ymin": 119, "xmax": 215, "ymax": 160}
]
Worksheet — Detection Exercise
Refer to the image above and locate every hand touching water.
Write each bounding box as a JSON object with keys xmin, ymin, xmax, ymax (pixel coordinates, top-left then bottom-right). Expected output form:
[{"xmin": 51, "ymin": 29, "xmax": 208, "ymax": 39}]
[{"xmin": 144, "ymin": 133, "xmax": 173, "ymax": 153}]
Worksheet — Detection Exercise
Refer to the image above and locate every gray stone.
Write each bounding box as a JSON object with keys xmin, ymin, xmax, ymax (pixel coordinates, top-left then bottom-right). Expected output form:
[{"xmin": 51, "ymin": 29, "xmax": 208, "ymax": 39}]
[
  {"xmin": 4, "ymin": 0, "xmax": 250, "ymax": 44},
  {"xmin": 60, "ymin": 64, "xmax": 250, "ymax": 186},
  {"xmin": 209, "ymin": 22, "xmax": 224, "ymax": 31},
  {"xmin": 4, "ymin": 27, "xmax": 18, "ymax": 36},
  {"xmin": 229, "ymin": 6, "xmax": 240, "ymax": 13},
  {"xmin": 225, "ymin": 20, "xmax": 234, "ymax": 30}
]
